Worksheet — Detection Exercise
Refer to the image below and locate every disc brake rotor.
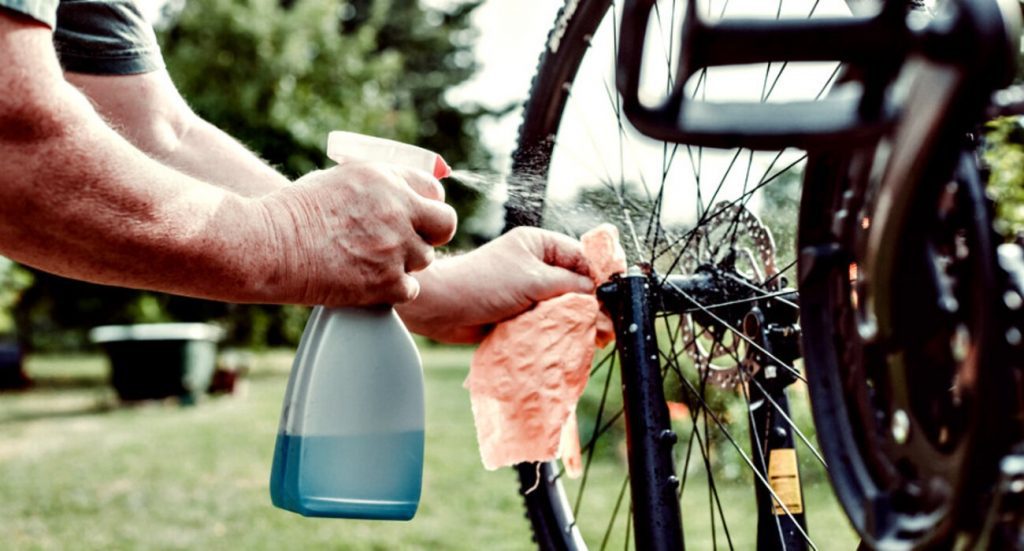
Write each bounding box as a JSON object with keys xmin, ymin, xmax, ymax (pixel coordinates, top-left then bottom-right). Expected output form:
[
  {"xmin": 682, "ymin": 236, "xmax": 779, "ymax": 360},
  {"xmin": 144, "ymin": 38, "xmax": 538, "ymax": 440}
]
[{"xmin": 678, "ymin": 202, "xmax": 779, "ymax": 388}]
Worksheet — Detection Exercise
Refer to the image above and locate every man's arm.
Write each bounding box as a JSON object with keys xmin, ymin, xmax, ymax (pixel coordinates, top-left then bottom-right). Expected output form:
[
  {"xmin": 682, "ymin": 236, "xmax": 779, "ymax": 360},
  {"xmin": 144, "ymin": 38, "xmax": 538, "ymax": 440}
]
[
  {"xmin": 65, "ymin": 70, "xmax": 289, "ymax": 197},
  {"xmin": 0, "ymin": 12, "xmax": 454, "ymax": 307},
  {"xmin": 61, "ymin": 64, "xmax": 600, "ymax": 337}
]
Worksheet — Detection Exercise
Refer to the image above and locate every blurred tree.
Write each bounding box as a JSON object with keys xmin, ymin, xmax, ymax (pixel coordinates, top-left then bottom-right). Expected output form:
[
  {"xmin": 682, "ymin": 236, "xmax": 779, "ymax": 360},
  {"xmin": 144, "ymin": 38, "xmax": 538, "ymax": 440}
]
[
  {"xmin": 12, "ymin": 0, "xmax": 492, "ymax": 351},
  {"xmin": 0, "ymin": 259, "xmax": 32, "ymax": 337},
  {"xmin": 984, "ymin": 117, "xmax": 1024, "ymax": 238},
  {"xmin": 159, "ymin": 0, "xmax": 491, "ymax": 237},
  {"xmin": 757, "ymin": 168, "xmax": 801, "ymax": 274}
]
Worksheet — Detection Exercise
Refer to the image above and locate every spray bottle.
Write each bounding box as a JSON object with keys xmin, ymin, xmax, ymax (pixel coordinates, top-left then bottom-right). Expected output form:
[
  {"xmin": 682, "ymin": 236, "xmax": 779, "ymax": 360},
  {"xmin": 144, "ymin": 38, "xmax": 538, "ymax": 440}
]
[{"xmin": 270, "ymin": 131, "xmax": 451, "ymax": 520}]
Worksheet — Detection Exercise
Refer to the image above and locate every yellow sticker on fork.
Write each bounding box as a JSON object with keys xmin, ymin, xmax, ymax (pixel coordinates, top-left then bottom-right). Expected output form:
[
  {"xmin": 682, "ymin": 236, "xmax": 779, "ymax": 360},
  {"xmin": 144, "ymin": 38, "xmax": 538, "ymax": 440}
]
[{"xmin": 768, "ymin": 448, "xmax": 804, "ymax": 515}]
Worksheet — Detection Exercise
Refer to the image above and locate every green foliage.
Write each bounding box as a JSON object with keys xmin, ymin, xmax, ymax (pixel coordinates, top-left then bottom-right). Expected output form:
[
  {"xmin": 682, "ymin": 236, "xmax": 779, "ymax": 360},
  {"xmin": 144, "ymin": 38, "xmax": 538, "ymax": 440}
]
[
  {"xmin": 757, "ymin": 168, "xmax": 801, "ymax": 277},
  {"xmin": 161, "ymin": 0, "xmax": 406, "ymax": 176},
  {"xmin": 12, "ymin": 0, "xmax": 491, "ymax": 351},
  {"xmin": 158, "ymin": 0, "xmax": 491, "ymax": 237},
  {"xmin": 983, "ymin": 117, "xmax": 1024, "ymax": 237},
  {"xmin": 0, "ymin": 260, "xmax": 32, "ymax": 337}
]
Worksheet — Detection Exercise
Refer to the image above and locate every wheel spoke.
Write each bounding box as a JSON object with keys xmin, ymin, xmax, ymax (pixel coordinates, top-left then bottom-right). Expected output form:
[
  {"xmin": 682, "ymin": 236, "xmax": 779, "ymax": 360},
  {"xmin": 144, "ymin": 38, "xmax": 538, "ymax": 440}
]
[
  {"xmin": 721, "ymin": 272, "xmax": 800, "ymax": 309},
  {"xmin": 665, "ymin": 347, "xmax": 818, "ymax": 550},
  {"xmin": 663, "ymin": 277, "xmax": 806, "ymax": 382},
  {"xmin": 651, "ymin": 154, "xmax": 808, "ymax": 269},
  {"xmin": 600, "ymin": 475, "xmax": 631, "ymax": 551},
  {"xmin": 748, "ymin": 375, "xmax": 829, "ymax": 470},
  {"xmin": 677, "ymin": 289, "xmax": 799, "ymax": 315},
  {"xmin": 739, "ymin": 379, "xmax": 790, "ymax": 548},
  {"xmin": 510, "ymin": 0, "xmax": 843, "ymax": 547},
  {"xmin": 572, "ymin": 349, "xmax": 619, "ymax": 514},
  {"xmin": 663, "ymin": 314, "xmax": 736, "ymax": 549}
]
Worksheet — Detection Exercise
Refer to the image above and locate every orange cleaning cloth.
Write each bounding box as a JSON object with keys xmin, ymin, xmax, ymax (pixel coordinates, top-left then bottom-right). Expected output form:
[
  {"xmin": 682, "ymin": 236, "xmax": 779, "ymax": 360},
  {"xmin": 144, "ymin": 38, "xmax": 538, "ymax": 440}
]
[{"xmin": 465, "ymin": 224, "xmax": 627, "ymax": 475}]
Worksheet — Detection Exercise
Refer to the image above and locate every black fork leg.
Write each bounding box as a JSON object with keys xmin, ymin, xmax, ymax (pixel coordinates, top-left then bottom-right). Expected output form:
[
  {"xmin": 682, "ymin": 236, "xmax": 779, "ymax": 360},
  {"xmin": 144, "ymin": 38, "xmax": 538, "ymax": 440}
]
[
  {"xmin": 748, "ymin": 379, "xmax": 808, "ymax": 550},
  {"xmin": 599, "ymin": 272, "xmax": 685, "ymax": 551},
  {"xmin": 744, "ymin": 308, "xmax": 808, "ymax": 551}
]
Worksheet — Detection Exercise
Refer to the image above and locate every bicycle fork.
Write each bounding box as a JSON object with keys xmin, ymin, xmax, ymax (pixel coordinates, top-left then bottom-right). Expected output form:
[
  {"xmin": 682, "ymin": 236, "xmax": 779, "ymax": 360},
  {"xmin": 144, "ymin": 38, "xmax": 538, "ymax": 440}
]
[
  {"xmin": 744, "ymin": 307, "xmax": 809, "ymax": 551},
  {"xmin": 598, "ymin": 268, "xmax": 808, "ymax": 551},
  {"xmin": 599, "ymin": 270, "xmax": 685, "ymax": 551}
]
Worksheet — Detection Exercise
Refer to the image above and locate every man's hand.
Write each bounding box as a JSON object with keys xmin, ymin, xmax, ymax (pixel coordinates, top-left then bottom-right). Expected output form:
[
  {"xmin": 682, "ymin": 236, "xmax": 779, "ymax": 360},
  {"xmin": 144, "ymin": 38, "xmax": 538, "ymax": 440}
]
[
  {"xmin": 258, "ymin": 162, "xmax": 457, "ymax": 307},
  {"xmin": 398, "ymin": 227, "xmax": 596, "ymax": 343}
]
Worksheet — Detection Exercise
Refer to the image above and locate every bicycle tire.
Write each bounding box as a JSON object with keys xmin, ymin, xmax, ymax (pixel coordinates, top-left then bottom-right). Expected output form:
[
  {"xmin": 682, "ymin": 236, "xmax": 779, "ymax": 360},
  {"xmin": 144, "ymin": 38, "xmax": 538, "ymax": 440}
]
[
  {"xmin": 799, "ymin": 141, "xmax": 1010, "ymax": 547},
  {"xmin": 504, "ymin": 1, "xmax": 853, "ymax": 548}
]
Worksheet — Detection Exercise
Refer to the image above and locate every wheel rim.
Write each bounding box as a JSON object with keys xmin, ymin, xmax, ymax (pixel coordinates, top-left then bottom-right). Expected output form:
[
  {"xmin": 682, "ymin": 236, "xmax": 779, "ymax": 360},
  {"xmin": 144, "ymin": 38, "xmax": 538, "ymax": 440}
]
[{"xmin": 504, "ymin": 0, "xmax": 855, "ymax": 548}]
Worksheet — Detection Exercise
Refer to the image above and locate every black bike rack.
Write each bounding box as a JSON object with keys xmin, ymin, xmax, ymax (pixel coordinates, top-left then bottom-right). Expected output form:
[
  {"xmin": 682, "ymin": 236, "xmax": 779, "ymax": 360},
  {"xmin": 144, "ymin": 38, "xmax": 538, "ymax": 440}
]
[
  {"xmin": 616, "ymin": 0, "xmax": 1021, "ymax": 151},
  {"xmin": 616, "ymin": 0, "xmax": 910, "ymax": 150}
]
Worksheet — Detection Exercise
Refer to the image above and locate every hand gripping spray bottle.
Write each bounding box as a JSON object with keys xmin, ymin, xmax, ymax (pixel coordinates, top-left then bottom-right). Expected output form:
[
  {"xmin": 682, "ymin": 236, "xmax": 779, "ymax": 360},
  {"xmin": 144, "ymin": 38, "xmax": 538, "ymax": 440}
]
[{"xmin": 270, "ymin": 131, "xmax": 451, "ymax": 520}]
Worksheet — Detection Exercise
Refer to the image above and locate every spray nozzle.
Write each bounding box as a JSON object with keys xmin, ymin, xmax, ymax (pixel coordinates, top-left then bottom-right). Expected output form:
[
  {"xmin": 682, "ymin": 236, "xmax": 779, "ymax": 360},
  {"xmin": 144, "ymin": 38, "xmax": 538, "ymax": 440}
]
[{"xmin": 327, "ymin": 131, "xmax": 451, "ymax": 179}]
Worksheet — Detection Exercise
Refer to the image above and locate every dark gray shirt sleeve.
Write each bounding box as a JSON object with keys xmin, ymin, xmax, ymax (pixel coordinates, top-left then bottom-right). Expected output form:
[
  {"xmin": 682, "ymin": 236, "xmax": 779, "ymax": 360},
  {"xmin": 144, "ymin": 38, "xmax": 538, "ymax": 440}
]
[
  {"xmin": 0, "ymin": 0, "xmax": 163, "ymax": 75},
  {"xmin": 0, "ymin": 0, "xmax": 59, "ymax": 27},
  {"xmin": 53, "ymin": 0, "xmax": 165, "ymax": 75}
]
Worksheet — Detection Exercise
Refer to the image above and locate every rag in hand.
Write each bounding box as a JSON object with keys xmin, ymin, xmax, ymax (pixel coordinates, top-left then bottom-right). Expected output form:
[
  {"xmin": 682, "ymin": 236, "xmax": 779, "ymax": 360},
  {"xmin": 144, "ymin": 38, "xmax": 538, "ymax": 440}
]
[{"xmin": 464, "ymin": 224, "xmax": 627, "ymax": 476}]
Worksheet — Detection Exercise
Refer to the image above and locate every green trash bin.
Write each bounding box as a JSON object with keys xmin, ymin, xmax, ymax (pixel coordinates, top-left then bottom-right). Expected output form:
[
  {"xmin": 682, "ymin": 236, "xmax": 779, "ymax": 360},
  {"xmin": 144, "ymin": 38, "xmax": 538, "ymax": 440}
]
[{"xmin": 89, "ymin": 323, "xmax": 223, "ymax": 404}]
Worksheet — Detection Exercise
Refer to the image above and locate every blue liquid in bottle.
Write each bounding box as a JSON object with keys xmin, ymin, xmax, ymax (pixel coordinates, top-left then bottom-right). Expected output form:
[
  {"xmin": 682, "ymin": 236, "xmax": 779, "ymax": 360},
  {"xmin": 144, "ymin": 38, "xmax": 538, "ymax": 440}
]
[
  {"xmin": 271, "ymin": 431, "xmax": 423, "ymax": 520},
  {"xmin": 270, "ymin": 306, "xmax": 425, "ymax": 520}
]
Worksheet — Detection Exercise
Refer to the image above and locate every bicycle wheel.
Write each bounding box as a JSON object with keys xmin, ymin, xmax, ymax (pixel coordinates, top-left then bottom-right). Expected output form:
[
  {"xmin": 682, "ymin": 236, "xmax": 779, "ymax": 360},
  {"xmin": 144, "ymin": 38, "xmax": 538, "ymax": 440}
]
[
  {"xmin": 799, "ymin": 141, "xmax": 1009, "ymax": 547},
  {"xmin": 503, "ymin": 0, "xmax": 856, "ymax": 548}
]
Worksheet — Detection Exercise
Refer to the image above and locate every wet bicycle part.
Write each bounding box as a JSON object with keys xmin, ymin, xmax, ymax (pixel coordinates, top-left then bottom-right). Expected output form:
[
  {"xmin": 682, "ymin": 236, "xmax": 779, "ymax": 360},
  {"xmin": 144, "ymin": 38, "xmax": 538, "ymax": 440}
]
[
  {"xmin": 663, "ymin": 272, "xmax": 809, "ymax": 550},
  {"xmin": 675, "ymin": 202, "xmax": 781, "ymax": 389},
  {"xmin": 513, "ymin": 260, "xmax": 814, "ymax": 549},
  {"xmin": 972, "ymin": 244, "xmax": 1024, "ymax": 550},
  {"xmin": 792, "ymin": 0, "xmax": 1022, "ymax": 543},
  {"xmin": 592, "ymin": 271, "xmax": 810, "ymax": 551},
  {"xmin": 741, "ymin": 306, "xmax": 809, "ymax": 551},
  {"xmin": 848, "ymin": 0, "xmax": 1020, "ymax": 530},
  {"xmin": 800, "ymin": 145, "xmax": 1007, "ymax": 548},
  {"xmin": 974, "ymin": 447, "xmax": 1024, "ymax": 550},
  {"xmin": 597, "ymin": 271, "xmax": 685, "ymax": 551},
  {"xmin": 997, "ymin": 243, "xmax": 1024, "ymax": 365}
]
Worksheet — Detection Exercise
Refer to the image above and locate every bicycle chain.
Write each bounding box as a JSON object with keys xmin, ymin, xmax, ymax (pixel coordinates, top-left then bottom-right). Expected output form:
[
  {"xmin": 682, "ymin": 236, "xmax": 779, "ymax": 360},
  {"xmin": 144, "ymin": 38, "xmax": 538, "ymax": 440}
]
[{"xmin": 678, "ymin": 201, "xmax": 778, "ymax": 388}]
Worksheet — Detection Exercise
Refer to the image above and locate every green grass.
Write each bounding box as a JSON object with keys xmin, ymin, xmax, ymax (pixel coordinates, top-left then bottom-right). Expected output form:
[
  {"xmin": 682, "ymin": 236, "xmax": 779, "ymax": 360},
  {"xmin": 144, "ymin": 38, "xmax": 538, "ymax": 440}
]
[{"xmin": 0, "ymin": 348, "xmax": 858, "ymax": 549}]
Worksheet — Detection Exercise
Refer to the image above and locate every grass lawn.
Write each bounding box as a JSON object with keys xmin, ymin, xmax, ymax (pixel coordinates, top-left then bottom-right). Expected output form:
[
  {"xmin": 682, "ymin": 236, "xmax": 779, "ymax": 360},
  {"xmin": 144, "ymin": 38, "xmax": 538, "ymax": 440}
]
[{"xmin": 0, "ymin": 347, "xmax": 858, "ymax": 549}]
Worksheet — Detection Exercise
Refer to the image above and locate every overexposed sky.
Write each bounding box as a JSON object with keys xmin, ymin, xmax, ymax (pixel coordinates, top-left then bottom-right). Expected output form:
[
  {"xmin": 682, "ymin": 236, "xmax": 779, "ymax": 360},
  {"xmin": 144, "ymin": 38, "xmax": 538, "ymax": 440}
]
[{"xmin": 440, "ymin": 1, "xmax": 564, "ymax": 163}]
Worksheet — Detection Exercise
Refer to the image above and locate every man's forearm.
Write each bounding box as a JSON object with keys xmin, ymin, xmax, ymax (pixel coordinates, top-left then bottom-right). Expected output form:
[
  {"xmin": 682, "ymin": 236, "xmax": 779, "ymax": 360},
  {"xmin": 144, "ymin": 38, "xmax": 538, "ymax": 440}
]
[
  {"xmin": 0, "ymin": 90, "xmax": 287, "ymax": 303},
  {"xmin": 154, "ymin": 115, "xmax": 290, "ymax": 197},
  {"xmin": 65, "ymin": 71, "xmax": 289, "ymax": 197},
  {"xmin": 0, "ymin": 19, "xmax": 293, "ymax": 303}
]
